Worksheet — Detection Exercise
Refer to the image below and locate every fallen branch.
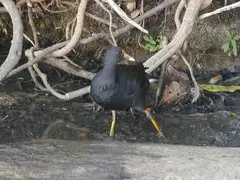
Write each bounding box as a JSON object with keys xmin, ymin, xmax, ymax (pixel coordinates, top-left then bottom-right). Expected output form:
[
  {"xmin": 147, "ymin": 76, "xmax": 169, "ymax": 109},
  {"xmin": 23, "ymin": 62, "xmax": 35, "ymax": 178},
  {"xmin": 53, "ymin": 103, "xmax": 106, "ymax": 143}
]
[
  {"xmin": 144, "ymin": 0, "xmax": 203, "ymax": 73},
  {"xmin": 199, "ymin": 1, "xmax": 240, "ymax": 20},
  {"xmin": 0, "ymin": 0, "xmax": 23, "ymax": 82}
]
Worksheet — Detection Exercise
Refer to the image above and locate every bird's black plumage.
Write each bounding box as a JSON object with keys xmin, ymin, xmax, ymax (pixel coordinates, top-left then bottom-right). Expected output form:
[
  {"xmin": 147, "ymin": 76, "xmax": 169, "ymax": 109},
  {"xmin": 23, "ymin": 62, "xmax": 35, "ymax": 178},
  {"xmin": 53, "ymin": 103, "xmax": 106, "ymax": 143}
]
[
  {"xmin": 90, "ymin": 46, "xmax": 149, "ymax": 111},
  {"xmin": 90, "ymin": 46, "xmax": 163, "ymax": 137}
]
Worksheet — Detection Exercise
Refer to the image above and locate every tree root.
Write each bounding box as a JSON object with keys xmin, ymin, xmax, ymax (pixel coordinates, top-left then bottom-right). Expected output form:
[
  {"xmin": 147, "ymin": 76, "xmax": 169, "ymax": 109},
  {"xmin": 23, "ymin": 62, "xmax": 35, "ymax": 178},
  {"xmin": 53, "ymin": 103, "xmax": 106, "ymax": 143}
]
[{"xmin": 0, "ymin": 0, "xmax": 23, "ymax": 82}]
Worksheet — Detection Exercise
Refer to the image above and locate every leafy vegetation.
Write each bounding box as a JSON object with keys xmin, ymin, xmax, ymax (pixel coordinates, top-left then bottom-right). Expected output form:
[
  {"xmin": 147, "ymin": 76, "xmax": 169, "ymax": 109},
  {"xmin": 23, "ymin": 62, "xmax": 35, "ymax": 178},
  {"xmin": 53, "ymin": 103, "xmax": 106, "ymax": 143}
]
[
  {"xmin": 143, "ymin": 35, "xmax": 163, "ymax": 53},
  {"xmin": 221, "ymin": 25, "xmax": 240, "ymax": 57}
]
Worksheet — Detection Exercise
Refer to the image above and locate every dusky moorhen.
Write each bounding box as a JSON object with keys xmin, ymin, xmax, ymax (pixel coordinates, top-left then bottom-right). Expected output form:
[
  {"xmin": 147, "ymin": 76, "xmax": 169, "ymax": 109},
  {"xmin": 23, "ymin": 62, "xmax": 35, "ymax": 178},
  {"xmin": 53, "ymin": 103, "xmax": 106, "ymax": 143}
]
[{"xmin": 90, "ymin": 46, "xmax": 163, "ymax": 136}]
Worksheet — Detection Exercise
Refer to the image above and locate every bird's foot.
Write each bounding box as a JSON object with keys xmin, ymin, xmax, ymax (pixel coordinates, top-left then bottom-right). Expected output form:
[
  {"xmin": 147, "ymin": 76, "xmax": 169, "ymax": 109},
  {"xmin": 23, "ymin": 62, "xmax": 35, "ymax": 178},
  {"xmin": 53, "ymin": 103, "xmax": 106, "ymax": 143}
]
[{"xmin": 156, "ymin": 132, "xmax": 166, "ymax": 140}]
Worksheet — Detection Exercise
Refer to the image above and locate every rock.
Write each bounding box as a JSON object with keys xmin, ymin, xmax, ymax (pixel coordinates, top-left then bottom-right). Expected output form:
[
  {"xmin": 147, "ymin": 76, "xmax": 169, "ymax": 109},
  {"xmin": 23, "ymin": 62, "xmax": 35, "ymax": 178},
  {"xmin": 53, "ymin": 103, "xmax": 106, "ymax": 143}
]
[{"xmin": 0, "ymin": 139, "xmax": 239, "ymax": 180}]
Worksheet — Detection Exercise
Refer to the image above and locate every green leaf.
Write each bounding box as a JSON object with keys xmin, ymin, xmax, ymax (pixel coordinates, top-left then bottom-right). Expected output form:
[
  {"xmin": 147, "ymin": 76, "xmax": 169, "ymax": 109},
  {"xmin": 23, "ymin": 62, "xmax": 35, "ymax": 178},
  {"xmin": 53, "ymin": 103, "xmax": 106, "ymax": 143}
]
[
  {"xmin": 223, "ymin": 25, "xmax": 232, "ymax": 40},
  {"xmin": 233, "ymin": 35, "xmax": 240, "ymax": 41},
  {"xmin": 228, "ymin": 112, "xmax": 236, "ymax": 117},
  {"xmin": 231, "ymin": 39, "xmax": 238, "ymax": 56},
  {"xmin": 143, "ymin": 36, "xmax": 150, "ymax": 42},
  {"xmin": 156, "ymin": 44, "xmax": 162, "ymax": 50},
  {"xmin": 148, "ymin": 44, "xmax": 157, "ymax": 52},
  {"xmin": 145, "ymin": 44, "xmax": 150, "ymax": 50},
  {"xmin": 156, "ymin": 39, "xmax": 162, "ymax": 43},
  {"xmin": 149, "ymin": 47, "xmax": 157, "ymax": 52},
  {"xmin": 150, "ymin": 40, "xmax": 156, "ymax": 45},
  {"xmin": 222, "ymin": 43, "xmax": 230, "ymax": 52}
]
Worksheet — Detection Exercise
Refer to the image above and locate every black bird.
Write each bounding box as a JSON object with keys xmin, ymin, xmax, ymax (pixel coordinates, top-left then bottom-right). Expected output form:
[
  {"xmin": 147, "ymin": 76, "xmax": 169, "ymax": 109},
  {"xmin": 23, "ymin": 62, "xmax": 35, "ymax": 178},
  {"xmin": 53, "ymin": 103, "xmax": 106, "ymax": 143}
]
[{"xmin": 90, "ymin": 46, "xmax": 163, "ymax": 136}]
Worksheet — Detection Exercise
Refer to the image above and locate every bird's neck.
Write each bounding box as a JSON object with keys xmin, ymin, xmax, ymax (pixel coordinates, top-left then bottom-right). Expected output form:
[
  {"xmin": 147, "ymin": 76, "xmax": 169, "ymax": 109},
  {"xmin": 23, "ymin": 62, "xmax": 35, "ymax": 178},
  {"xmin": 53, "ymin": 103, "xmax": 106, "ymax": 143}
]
[{"xmin": 102, "ymin": 63, "xmax": 117, "ymax": 79}]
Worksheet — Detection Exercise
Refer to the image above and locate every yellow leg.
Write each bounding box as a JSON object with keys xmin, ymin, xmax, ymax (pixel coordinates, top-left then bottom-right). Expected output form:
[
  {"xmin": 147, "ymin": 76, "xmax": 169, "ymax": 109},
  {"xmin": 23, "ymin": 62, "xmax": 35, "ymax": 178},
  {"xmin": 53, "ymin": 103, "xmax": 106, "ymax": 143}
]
[
  {"xmin": 144, "ymin": 109, "xmax": 163, "ymax": 135},
  {"xmin": 109, "ymin": 110, "xmax": 116, "ymax": 137}
]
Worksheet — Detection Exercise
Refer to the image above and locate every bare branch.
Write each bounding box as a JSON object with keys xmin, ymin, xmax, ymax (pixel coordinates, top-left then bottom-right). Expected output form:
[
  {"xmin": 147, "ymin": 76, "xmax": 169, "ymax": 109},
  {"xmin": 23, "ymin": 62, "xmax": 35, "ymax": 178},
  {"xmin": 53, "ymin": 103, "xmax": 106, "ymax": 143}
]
[
  {"xmin": 173, "ymin": 0, "xmax": 200, "ymax": 102},
  {"xmin": 155, "ymin": 36, "xmax": 169, "ymax": 106},
  {"xmin": 7, "ymin": 42, "xmax": 67, "ymax": 78},
  {"xmin": 6, "ymin": 0, "xmax": 177, "ymax": 80},
  {"xmin": 44, "ymin": 58, "xmax": 95, "ymax": 80},
  {"xmin": 79, "ymin": 0, "xmax": 178, "ymax": 44},
  {"xmin": 199, "ymin": 1, "xmax": 240, "ymax": 20},
  {"xmin": 85, "ymin": 12, "xmax": 117, "ymax": 28},
  {"xmin": 51, "ymin": 0, "xmax": 88, "ymax": 57},
  {"xmin": 0, "ymin": 7, "xmax": 7, "ymax": 13},
  {"xmin": 28, "ymin": 53, "xmax": 91, "ymax": 99},
  {"xmin": 179, "ymin": 53, "xmax": 200, "ymax": 103},
  {"xmin": 0, "ymin": 0, "xmax": 23, "ymax": 82},
  {"xmin": 23, "ymin": 33, "xmax": 36, "ymax": 47},
  {"xmin": 94, "ymin": 0, "xmax": 117, "ymax": 46},
  {"xmin": 107, "ymin": 0, "xmax": 148, "ymax": 34},
  {"xmin": 38, "ymin": 1, "xmax": 75, "ymax": 13},
  {"xmin": 33, "ymin": 64, "xmax": 90, "ymax": 99},
  {"xmin": 28, "ymin": 47, "xmax": 47, "ymax": 91},
  {"xmin": 16, "ymin": 0, "xmax": 46, "ymax": 8},
  {"xmin": 144, "ymin": 0, "xmax": 203, "ymax": 73},
  {"xmin": 26, "ymin": 0, "xmax": 39, "ymax": 48},
  {"xmin": 174, "ymin": 0, "xmax": 188, "ymax": 53}
]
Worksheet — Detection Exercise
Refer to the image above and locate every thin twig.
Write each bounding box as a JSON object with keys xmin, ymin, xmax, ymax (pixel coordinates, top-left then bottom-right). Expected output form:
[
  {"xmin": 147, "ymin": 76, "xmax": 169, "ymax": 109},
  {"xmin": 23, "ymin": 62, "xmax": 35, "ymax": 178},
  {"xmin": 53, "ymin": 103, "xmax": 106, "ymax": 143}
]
[
  {"xmin": 27, "ymin": 0, "xmax": 39, "ymax": 48},
  {"xmin": 80, "ymin": 0, "xmax": 177, "ymax": 45},
  {"xmin": 94, "ymin": 0, "xmax": 116, "ymax": 46},
  {"xmin": 107, "ymin": 0, "xmax": 148, "ymax": 34},
  {"xmin": 155, "ymin": 36, "xmax": 168, "ymax": 106},
  {"xmin": 29, "ymin": 66, "xmax": 47, "ymax": 91},
  {"xmin": 199, "ymin": 1, "xmax": 240, "ymax": 20},
  {"xmin": 85, "ymin": 12, "xmax": 117, "ymax": 28},
  {"xmin": 180, "ymin": 53, "xmax": 200, "ymax": 103},
  {"xmin": 23, "ymin": 33, "xmax": 36, "ymax": 47},
  {"xmin": 28, "ymin": 47, "xmax": 47, "ymax": 91},
  {"xmin": 38, "ymin": 1, "xmax": 75, "ymax": 14},
  {"xmin": 16, "ymin": 0, "xmax": 46, "ymax": 8}
]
